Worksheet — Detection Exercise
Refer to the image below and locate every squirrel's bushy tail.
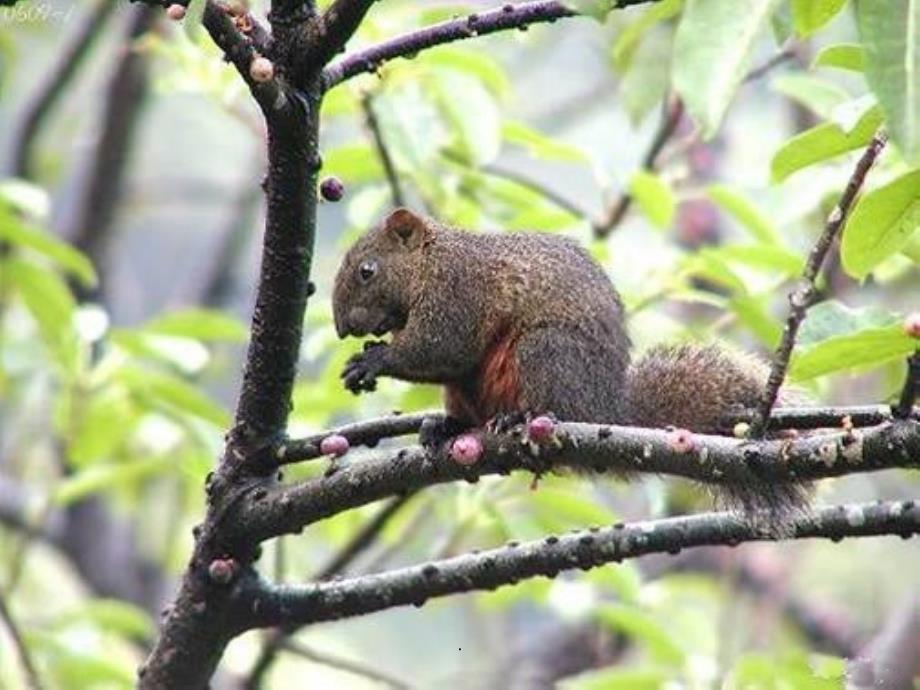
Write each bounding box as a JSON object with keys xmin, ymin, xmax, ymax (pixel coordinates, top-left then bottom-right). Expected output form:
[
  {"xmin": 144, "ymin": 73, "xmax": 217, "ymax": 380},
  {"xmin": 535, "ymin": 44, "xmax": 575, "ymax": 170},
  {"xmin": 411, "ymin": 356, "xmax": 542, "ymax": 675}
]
[{"xmin": 626, "ymin": 342, "xmax": 813, "ymax": 530}]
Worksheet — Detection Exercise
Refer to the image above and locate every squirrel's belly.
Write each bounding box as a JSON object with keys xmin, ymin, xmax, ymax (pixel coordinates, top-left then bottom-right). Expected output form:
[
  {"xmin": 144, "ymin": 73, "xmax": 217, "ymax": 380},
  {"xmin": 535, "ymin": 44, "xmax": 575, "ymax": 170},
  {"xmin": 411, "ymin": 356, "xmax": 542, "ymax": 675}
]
[{"xmin": 444, "ymin": 329, "xmax": 521, "ymax": 425}]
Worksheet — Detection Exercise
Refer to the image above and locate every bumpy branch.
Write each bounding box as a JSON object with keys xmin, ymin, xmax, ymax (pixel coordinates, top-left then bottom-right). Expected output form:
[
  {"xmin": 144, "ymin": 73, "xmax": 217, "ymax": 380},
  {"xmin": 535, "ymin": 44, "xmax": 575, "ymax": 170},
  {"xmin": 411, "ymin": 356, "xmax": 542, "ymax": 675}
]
[
  {"xmin": 751, "ymin": 131, "xmax": 888, "ymax": 436},
  {"xmin": 276, "ymin": 405, "xmax": 919, "ymax": 466},
  {"xmin": 236, "ymin": 419, "xmax": 920, "ymax": 544},
  {"xmin": 235, "ymin": 500, "xmax": 919, "ymax": 629},
  {"xmin": 322, "ymin": 1, "xmax": 660, "ymax": 89}
]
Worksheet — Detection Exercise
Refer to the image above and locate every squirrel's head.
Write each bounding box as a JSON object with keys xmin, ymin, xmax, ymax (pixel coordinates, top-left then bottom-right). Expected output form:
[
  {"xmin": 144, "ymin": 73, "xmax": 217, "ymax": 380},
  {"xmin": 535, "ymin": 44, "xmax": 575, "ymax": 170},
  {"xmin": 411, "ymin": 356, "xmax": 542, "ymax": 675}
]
[{"xmin": 332, "ymin": 207, "xmax": 432, "ymax": 339}]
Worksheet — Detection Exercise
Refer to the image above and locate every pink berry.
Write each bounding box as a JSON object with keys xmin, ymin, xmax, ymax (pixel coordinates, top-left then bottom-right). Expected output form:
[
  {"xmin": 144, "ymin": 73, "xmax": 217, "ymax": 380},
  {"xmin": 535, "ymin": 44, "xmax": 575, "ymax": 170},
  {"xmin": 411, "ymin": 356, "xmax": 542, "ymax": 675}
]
[
  {"xmin": 667, "ymin": 428, "xmax": 696, "ymax": 454},
  {"xmin": 320, "ymin": 176, "xmax": 345, "ymax": 202},
  {"xmin": 904, "ymin": 313, "xmax": 920, "ymax": 339},
  {"xmin": 166, "ymin": 4, "xmax": 186, "ymax": 20},
  {"xmin": 527, "ymin": 415, "xmax": 556, "ymax": 443},
  {"xmin": 320, "ymin": 434, "xmax": 350, "ymax": 458},
  {"xmin": 249, "ymin": 56, "xmax": 274, "ymax": 83},
  {"xmin": 450, "ymin": 434, "xmax": 483, "ymax": 466},
  {"xmin": 208, "ymin": 558, "xmax": 235, "ymax": 584}
]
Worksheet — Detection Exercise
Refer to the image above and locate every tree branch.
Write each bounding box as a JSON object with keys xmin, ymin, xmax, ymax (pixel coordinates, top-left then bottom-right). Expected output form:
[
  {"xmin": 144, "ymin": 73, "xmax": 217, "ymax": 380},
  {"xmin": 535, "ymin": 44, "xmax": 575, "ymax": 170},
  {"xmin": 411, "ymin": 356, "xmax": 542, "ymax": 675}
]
[
  {"xmin": 236, "ymin": 500, "xmax": 919, "ymax": 630},
  {"xmin": 751, "ymin": 130, "xmax": 888, "ymax": 436},
  {"xmin": 310, "ymin": 0, "xmax": 378, "ymax": 67},
  {"xmin": 237, "ymin": 419, "xmax": 920, "ymax": 544},
  {"xmin": 0, "ymin": 591, "xmax": 44, "ymax": 690},
  {"xmin": 277, "ymin": 405, "xmax": 920, "ymax": 468},
  {"xmin": 277, "ymin": 639, "xmax": 410, "ymax": 689},
  {"xmin": 361, "ymin": 92, "xmax": 405, "ymax": 206},
  {"xmin": 322, "ymin": 1, "xmax": 662, "ymax": 90},
  {"xmin": 4, "ymin": 0, "xmax": 117, "ymax": 178}
]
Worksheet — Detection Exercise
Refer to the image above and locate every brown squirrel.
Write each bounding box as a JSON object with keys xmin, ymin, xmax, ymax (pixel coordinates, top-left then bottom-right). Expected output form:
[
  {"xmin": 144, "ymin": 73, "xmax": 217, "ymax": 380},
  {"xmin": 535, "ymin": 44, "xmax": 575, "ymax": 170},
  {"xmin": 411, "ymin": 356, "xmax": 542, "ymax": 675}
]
[{"xmin": 332, "ymin": 208, "xmax": 807, "ymax": 516}]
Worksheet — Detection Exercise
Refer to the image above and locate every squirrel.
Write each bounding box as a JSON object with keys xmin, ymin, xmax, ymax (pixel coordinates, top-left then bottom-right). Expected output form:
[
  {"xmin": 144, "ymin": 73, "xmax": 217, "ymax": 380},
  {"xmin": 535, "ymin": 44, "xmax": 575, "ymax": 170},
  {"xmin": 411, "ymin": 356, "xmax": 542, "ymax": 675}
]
[{"xmin": 332, "ymin": 208, "xmax": 809, "ymax": 517}]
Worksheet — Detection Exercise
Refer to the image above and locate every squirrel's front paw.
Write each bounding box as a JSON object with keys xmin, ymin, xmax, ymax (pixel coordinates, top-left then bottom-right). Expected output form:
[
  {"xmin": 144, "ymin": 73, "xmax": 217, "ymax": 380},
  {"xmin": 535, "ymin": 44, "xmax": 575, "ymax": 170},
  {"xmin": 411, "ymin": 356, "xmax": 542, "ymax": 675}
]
[{"xmin": 341, "ymin": 341, "xmax": 387, "ymax": 394}]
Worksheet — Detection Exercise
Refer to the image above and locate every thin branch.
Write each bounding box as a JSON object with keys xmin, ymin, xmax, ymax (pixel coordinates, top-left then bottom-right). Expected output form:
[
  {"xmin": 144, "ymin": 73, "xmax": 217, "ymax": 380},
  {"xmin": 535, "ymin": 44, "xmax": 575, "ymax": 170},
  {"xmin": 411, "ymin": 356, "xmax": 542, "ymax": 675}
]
[
  {"xmin": 58, "ymin": 4, "xmax": 157, "ymax": 301},
  {"xmin": 592, "ymin": 47, "xmax": 795, "ymax": 238},
  {"xmin": 316, "ymin": 493, "xmax": 415, "ymax": 580},
  {"xmin": 483, "ymin": 162, "xmax": 591, "ymax": 221},
  {"xmin": 245, "ymin": 492, "xmax": 415, "ymax": 688},
  {"xmin": 278, "ymin": 411, "xmax": 435, "ymax": 463},
  {"xmin": 751, "ymin": 131, "xmax": 888, "ymax": 437},
  {"xmin": 894, "ymin": 352, "xmax": 920, "ymax": 420},
  {"xmin": 278, "ymin": 640, "xmax": 411, "ymax": 689},
  {"xmin": 310, "ymin": 0, "xmax": 379, "ymax": 66},
  {"xmin": 593, "ymin": 94, "xmax": 684, "ymax": 237},
  {"xmin": 362, "ymin": 93, "xmax": 405, "ymax": 206},
  {"xmin": 236, "ymin": 419, "xmax": 920, "ymax": 544},
  {"xmin": 4, "ymin": 0, "xmax": 117, "ymax": 178},
  {"xmin": 236, "ymin": 500, "xmax": 919, "ymax": 630},
  {"xmin": 322, "ymin": 1, "xmax": 660, "ymax": 90},
  {"xmin": 0, "ymin": 591, "xmax": 44, "ymax": 690}
]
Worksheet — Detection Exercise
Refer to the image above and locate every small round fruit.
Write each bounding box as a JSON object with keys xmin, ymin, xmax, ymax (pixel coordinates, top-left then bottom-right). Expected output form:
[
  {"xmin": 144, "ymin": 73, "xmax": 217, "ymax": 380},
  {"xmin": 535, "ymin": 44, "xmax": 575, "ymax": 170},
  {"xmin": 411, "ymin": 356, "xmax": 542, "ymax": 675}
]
[
  {"xmin": 450, "ymin": 434, "xmax": 483, "ymax": 466},
  {"xmin": 320, "ymin": 434, "xmax": 350, "ymax": 458},
  {"xmin": 320, "ymin": 176, "xmax": 345, "ymax": 202}
]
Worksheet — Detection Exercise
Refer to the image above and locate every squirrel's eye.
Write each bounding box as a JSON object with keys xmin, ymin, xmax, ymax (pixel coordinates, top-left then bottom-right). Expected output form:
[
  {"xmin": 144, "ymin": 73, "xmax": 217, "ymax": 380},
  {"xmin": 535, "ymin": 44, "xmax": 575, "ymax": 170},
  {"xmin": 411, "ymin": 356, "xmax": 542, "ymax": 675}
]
[{"xmin": 358, "ymin": 260, "xmax": 378, "ymax": 282}]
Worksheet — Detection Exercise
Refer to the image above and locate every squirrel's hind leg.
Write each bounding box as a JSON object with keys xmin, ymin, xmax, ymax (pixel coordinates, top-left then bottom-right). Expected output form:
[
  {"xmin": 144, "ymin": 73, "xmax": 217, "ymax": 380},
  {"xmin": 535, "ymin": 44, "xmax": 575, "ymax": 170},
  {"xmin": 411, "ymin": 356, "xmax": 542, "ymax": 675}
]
[{"xmin": 513, "ymin": 327, "xmax": 628, "ymax": 424}]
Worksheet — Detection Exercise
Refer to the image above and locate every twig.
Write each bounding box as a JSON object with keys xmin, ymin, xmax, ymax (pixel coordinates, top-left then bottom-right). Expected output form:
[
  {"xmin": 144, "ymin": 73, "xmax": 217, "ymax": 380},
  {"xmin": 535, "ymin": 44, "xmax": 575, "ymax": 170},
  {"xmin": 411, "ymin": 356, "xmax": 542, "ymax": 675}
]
[
  {"xmin": 593, "ymin": 94, "xmax": 684, "ymax": 237},
  {"xmin": 361, "ymin": 93, "xmax": 405, "ymax": 206},
  {"xmin": 483, "ymin": 163, "xmax": 591, "ymax": 220},
  {"xmin": 237, "ymin": 500, "xmax": 920, "ymax": 630},
  {"xmin": 244, "ymin": 492, "xmax": 414, "ymax": 688},
  {"xmin": 593, "ymin": 47, "xmax": 796, "ymax": 238},
  {"xmin": 237, "ymin": 419, "xmax": 920, "ymax": 543},
  {"xmin": 279, "ymin": 411, "xmax": 435, "ymax": 464},
  {"xmin": 894, "ymin": 352, "xmax": 920, "ymax": 420},
  {"xmin": 310, "ymin": 0, "xmax": 380, "ymax": 66},
  {"xmin": 316, "ymin": 493, "xmax": 416, "ymax": 580},
  {"xmin": 279, "ymin": 639, "xmax": 411, "ymax": 689},
  {"xmin": 322, "ymin": 1, "xmax": 659, "ymax": 90},
  {"xmin": 4, "ymin": 0, "xmax": 117, "ymax": 178},
  {"xmin": 56, "ymin": 4, "xmax": 156, "ymax": 297},
  {"xmin": 0, "ymin": 591, "xmax": 43, "ymax": 690},
  {"xmin": 750, "ymin": 131, "xmax": 888, "ymax": 437}
]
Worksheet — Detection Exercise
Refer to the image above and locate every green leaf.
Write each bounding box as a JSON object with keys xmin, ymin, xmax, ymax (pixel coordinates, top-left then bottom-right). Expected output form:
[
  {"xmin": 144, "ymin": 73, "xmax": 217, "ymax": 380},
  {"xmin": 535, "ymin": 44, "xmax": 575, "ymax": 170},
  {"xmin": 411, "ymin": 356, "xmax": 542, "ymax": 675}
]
[
  {"xmin": 770, "ymin": 103, "xmax": 883, "ymax": 182},
  {"xmin": 771, "ymin": 74, "xmax": 850, "ymax": 119},
  {"xmin": 53, "ymin": 456, "xmax": 170, "ymax": 504},
  {"xmin": 0, "ymin": 206, "xmax": 97, "ymax": 287},
  {"xmin": 323, "ymin": 144, "xmax": 383, "ymax": 184},
  {"xmin": 502, "ymin": 121, "xmax": 588, "ymax": 163},
  {"xmin": 731, "ymin": 294, "xmax": 782, "ymax": 347},
  {"xmin": 841, "ymin": 170, "xmax": 920, "ymax": 278},
  {"xmin": 706, "ymin": 184, "xmax": 783, "ymax": 244},
  {"xmin": 629, "ymin": 171, "xmax": 676, "ymax": 228},
  {"xmin": 673, "ymin": 0, "xmax": 779, "ymax": 137},
  {"xmin": 422, "ymin": 47, "xmax": 510, "ymax": 98},
  {"xmin": 0, "ymin": 178, "xmax": 50, "ymax": 219},
  {"xmin": 67, "ymin": 387, "xmax": 137, "ymax": 467},
  {"xmin": 857, "ymin": 0, "xmax": 920, "ymax": 163},
  {"xmin": 563, "ymin": 667, "xmax": 672, "ymax": 690},
  {"xmin": 50, "ymin": 600, "xmax": 154, "ymax": 640},
  {"xmin": 619, "ymin": 24, "xmax": 674, "ymax": 126},
  {"xmin": 141, "ymin": 308, "xmax": 247, "ymax": 342},
  {"xmin": 530, "ymin": 488, "xmax": 619, "ymax": 533},
  {"xmin": 812, "ymin": 43, "xmax": 867, "ymax": 72},
  {"xmin": 790, "ymin": 324, "xmax": 917, "ymax": 380},
  {"xmin": 118, "ymin": 367, "xmax": 229, "ymax": 427},
  {"xmin": 611, "ymin": 0, "xmax": 683, "ymax": 70},
  {"xmin": 705, "ymin": 244, "xmax": 805, "ymax": 276},
  {"xmin": 791, "ymin": 0, "xmax": 847, "ymax": 37},
  {"xmin": 3, "ymin": 258, "xmax": 78, "ymax": 372},
  {"xmin": 797, "ymin": 301, "xmax": 897, "ymax": 345},
  {"xmin": 431, "ymin": 71, "xmax": 501, "ymax": 165},
  {"xmin": 184, "ymin": 0, "xmax": 206, "ymax": 40},
  {"xmin": 595, "ymin": 604, "xmax": 686, "ymax": 665}
]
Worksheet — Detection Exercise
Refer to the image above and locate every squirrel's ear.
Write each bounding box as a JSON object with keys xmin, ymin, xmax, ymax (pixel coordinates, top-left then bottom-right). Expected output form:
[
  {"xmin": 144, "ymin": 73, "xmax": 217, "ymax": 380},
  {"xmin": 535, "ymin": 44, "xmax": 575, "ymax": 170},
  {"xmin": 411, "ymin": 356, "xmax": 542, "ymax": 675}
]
[{"xmin": 383, "ymin": 207, "xmax": 428, "ymax": 249}]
